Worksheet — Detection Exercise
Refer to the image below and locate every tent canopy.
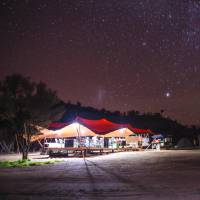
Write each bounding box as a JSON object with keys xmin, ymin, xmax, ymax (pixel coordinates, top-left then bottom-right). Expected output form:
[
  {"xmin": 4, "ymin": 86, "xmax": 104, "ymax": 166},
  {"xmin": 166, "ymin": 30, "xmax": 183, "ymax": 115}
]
[
  {"xmin": 104, "ymin": 128, "xmax": 133, "ymax": 138},
  {"xmin": 32, "ymin": 117, "xmax": 152, "ymax": 141},
  {"xmin": 49, "ymin": 116, "xmax": 152, "ymax": 135},
  {"xmin": 53, "ymin": 123, "xmax": 97, "ymax": 138},
  {"xmin": 77, "ymin": 117, "xmax": 126, "ymax": 134},
  {"xmin": 128, "ymin": 127, "xmax": 152, "ymax": 134}
]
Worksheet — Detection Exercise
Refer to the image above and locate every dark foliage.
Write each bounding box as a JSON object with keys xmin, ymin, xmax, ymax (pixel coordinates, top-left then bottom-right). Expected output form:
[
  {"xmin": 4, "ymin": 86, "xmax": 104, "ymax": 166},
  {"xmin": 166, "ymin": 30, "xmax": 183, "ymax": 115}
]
[{"xmin": 0, "ymin": 74, "xmax": 64, "ymax": 158}]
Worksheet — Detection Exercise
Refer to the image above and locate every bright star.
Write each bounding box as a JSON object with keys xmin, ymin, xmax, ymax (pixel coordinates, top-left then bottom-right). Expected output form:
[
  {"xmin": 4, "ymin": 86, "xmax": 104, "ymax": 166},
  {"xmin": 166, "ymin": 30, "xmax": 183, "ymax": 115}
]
[{"xmin": 165, "ymin": 92, "xmax": 171, "ymax": 97}]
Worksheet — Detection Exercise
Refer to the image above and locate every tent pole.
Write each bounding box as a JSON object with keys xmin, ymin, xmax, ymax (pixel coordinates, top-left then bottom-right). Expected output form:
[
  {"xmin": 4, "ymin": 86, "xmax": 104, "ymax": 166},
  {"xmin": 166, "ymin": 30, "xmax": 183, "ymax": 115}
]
[
  {"xmin": 76, "ymin": 123, "xmax": 80, "ymax": 148},
  {"xmin": 37, "ymin": 140, "xmax": 43, "ymax": 148}
]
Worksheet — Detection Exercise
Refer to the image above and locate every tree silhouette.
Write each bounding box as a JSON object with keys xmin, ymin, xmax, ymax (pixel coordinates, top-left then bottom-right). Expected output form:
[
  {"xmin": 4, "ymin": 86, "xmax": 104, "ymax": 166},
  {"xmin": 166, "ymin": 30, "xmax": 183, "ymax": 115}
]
[{"xmin": 0, "ymin": 74, "xmax": 64, "ymax": 159}]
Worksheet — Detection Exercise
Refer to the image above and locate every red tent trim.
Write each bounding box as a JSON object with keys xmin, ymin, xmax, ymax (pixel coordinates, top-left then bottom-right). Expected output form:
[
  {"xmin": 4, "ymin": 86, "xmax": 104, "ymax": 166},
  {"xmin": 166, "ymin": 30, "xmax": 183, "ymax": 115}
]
[
  {"xmin": 48, "ymin": 122, "xmax": 71, "ymax": 129},
  {"xmin": 48, "ymin": 117, "xmax": 152, "ymax": 135},
  {"xmin": 127, "ymin": 125, "xmax": 152, "ymax": 134},
  {"xmin": 76, "ymin": 117, "xmax": 127, "ymax": 134}
]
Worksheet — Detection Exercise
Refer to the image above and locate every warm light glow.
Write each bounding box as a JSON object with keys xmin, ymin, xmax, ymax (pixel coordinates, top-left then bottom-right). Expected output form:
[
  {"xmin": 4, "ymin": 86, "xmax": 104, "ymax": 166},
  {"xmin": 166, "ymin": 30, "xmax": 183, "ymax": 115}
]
[
  {"xmin": 54, "ymin": 130, "xmax": 61, "ymax": 135},
  {"xmin": 81, "ymin": 129, "xmax": 85, "ymax": 134},
  {"xmin": 56, "ymin": 131, "xmax": 62, "ymax": 135},
  {"xmin": 120, "ymin": 128, "xmax": 125, "ymax": 133},
  {"xmin": 73, "ymin": 122, "xmax": 79, "ymax": 129}
]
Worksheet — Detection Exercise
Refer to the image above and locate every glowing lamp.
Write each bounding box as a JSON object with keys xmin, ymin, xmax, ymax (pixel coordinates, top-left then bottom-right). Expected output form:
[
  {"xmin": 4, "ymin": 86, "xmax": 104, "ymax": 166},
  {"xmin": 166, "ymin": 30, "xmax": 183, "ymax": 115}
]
[
  {"xmin": 73, "ymin": 122, "xmax": 79, "ymax": 129},
  {"xmin": 81, "ymin": 129, "xmax": 85, "ymax": 134},
  {"xmin": 120, "ymin": 128, "xmax": 124, "ymax": 133}
]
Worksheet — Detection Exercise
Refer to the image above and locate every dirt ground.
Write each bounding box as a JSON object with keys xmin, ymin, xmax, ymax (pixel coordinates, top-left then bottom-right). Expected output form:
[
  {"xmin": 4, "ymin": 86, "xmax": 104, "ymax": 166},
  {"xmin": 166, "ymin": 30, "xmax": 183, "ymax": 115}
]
[{"xmin": 1, "ymin": 150, "xmax": 200, "ymax": 200}]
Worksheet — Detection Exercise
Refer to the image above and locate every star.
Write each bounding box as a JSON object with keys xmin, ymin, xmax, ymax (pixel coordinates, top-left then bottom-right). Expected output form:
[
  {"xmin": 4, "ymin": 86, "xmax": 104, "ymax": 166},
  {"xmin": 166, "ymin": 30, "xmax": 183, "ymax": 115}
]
[
  {"xmin": 165, "ymin": 92, "xmax": 171, "ymax": 98},
  {"xmin": 142, "ymin": 41, "xmax": 147, "ymax": 46},
  {"xmin": 0, "ymin": 0, "xmax": 200, "ymax": 126}
]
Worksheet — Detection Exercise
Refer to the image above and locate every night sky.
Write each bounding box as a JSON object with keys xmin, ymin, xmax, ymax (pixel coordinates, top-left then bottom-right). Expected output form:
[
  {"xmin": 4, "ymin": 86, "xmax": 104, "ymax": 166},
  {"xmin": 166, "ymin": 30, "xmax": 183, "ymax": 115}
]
[{"xmin": 0, "ymin": 0, "xmax": 200, "ymax": 126}]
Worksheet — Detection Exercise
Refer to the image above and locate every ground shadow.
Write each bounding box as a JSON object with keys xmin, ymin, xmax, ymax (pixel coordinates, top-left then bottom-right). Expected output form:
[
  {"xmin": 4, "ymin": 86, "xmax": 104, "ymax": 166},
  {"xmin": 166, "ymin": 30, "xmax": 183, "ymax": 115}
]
[{"xmin": 85, "ymin": 159, "xmax": 153, "ymax": 193}]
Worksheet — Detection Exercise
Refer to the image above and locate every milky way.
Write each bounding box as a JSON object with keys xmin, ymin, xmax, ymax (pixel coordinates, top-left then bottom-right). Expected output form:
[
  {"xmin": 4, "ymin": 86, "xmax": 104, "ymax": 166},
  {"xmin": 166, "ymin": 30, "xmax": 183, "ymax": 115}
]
[{"xmin": 0, "ymin": 0, "xmax": 200, "ymax": 125}]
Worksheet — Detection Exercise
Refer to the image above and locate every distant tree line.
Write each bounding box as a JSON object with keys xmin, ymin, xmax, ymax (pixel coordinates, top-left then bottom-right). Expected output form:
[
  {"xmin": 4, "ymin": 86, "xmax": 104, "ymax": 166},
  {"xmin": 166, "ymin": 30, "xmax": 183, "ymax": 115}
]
[{"xmin": 57, "ymin": 101, "xmax": 200, "ymax": 144}]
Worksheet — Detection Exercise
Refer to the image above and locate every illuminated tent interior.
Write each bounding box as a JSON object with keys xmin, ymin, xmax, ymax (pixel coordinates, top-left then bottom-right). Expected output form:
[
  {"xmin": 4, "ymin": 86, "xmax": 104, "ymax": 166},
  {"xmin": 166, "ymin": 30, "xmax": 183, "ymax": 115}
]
[
  {"xmin": 31, "ymin": 127, "xmax": 55, "ymax": 142},
  {"xmin": 49, "ymin": 117, "xmax": 127, "ymax": 134},
  {"xmin": 51, "ymin": 123, "xmax": 97, "ymax": 138},
  {"xmin": 32, "ymin": 117, "xmax": 152, "ymax": 142},
  {"xmin": 104, "ymin": 128, "xmax": 133, "ymax": 138}
]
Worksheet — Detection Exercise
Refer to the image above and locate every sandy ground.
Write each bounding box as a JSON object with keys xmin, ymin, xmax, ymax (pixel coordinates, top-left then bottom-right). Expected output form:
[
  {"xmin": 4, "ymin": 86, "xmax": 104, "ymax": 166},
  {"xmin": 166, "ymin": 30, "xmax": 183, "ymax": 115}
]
[
  {"xmin": 1, "ymin": 150, "xmax": 200, "ymax": 200},
  {"xmin": 0, "ymin": 152, "xmax": 51, "ymax": 161}
]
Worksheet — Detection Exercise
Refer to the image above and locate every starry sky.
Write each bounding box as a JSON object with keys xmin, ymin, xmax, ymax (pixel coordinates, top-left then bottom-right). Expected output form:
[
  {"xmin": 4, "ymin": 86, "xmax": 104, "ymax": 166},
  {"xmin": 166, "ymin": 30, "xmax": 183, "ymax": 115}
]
[{"xmin": 0, "ymin": 0, "xmax": 200, "ymax": 126}]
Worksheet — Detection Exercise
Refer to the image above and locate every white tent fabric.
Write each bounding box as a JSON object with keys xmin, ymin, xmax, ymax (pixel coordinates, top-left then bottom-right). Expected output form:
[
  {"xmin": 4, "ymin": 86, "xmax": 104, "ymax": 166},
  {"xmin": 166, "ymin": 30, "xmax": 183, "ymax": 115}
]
[
  {"xmin": 53, "ymin": 123, "xmax": 96, "ymax": 137},
  {"xmin": 104, "ymin": 128, "xmax": 133, "ymax": 138}
]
